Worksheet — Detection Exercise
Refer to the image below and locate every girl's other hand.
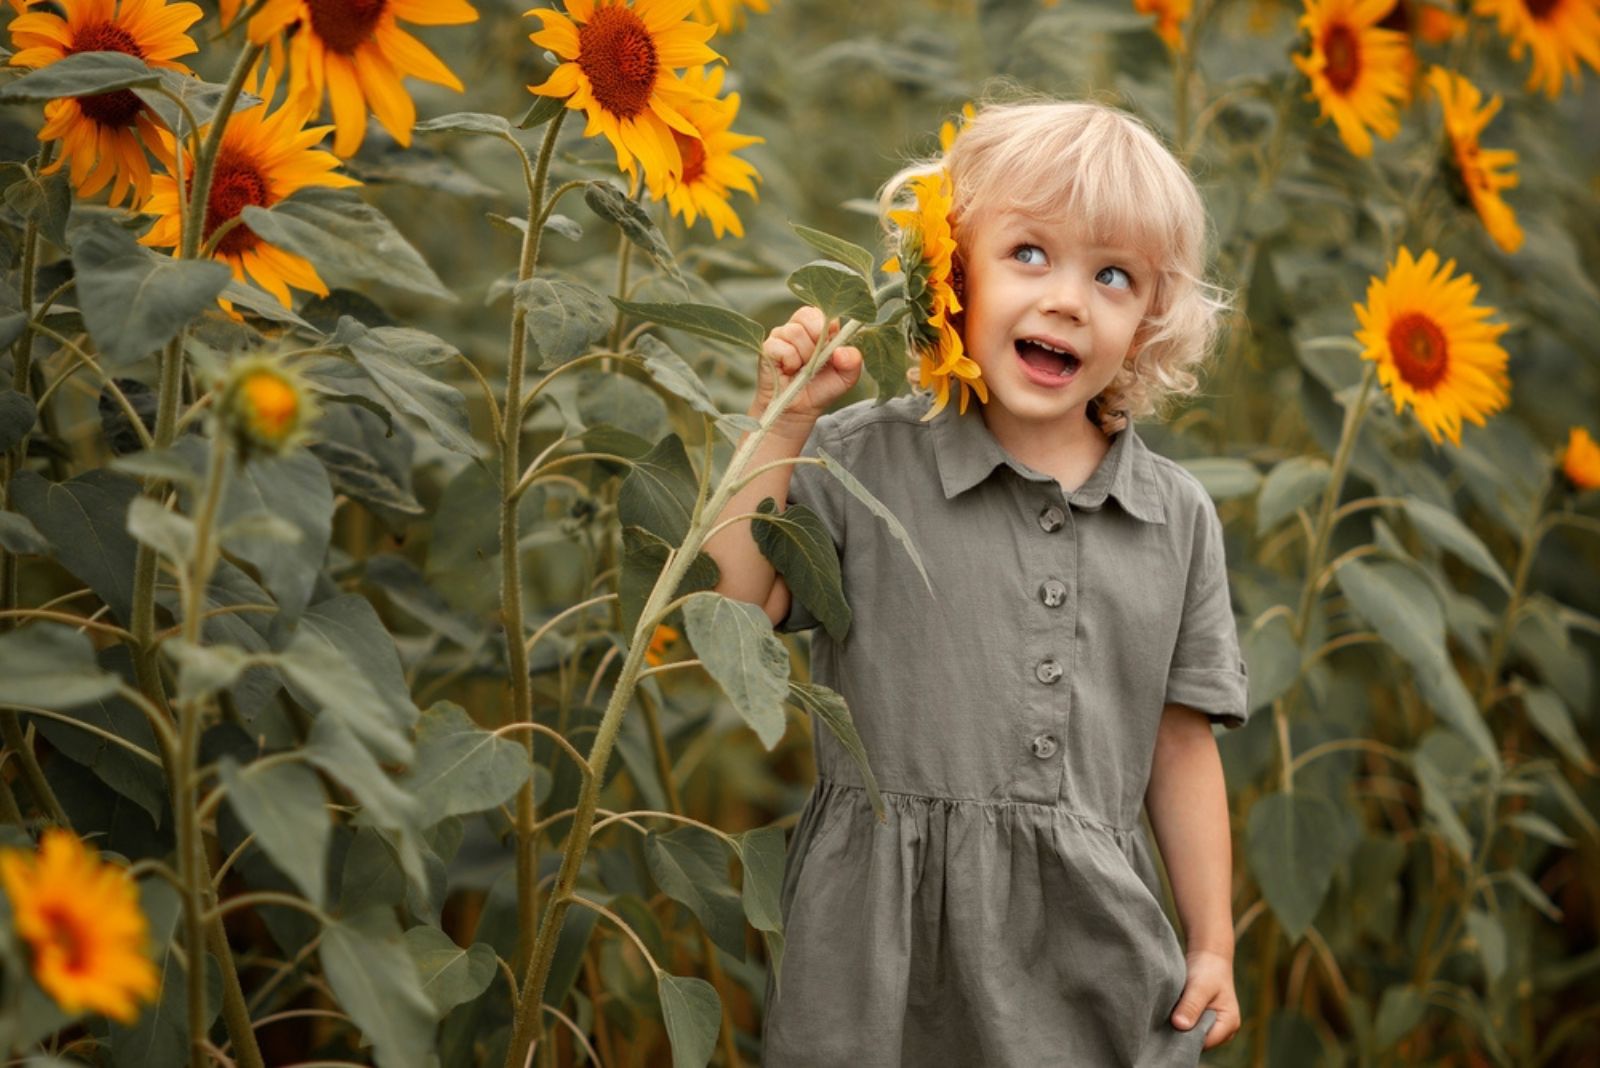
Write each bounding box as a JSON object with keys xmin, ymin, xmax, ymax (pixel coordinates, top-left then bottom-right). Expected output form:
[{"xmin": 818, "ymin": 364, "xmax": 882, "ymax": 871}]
[{"xmin": 755, "ymin": 305, "xmax": 863, "ymax": 439}]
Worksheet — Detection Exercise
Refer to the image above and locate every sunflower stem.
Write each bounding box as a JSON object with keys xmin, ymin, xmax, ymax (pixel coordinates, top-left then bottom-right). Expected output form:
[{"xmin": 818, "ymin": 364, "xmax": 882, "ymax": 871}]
[
  {"xmin": 504, "ymin": 108, "xmax": 567, "ymax": 983},
  {"xmin": 181, "ymin": 42, "xmax": 265, "ymax": 262},
  {"xmin": 1475, "ymin": 473, "xmax": 1552, "ymax": 716},
  {"xmin": 501, "ymin": 317, "xmax": 865, "ymax": 1068}
]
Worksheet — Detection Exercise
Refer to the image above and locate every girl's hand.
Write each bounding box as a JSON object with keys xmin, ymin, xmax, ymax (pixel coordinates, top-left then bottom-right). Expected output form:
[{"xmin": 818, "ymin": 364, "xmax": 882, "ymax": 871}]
[
  {"xmin": 755, "ymin": 305, "xmax": 863, "ymax": 439},
  {"xmin": 1172, "ymin": 948, "xmax": 1240, "ymax": 1050}
]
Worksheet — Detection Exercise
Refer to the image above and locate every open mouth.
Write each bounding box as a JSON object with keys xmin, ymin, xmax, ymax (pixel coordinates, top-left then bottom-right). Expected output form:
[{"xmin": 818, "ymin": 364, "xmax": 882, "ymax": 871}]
[{"xmin": 1015, "ymin": 338, "xmax": 1081, "ymax": 378}]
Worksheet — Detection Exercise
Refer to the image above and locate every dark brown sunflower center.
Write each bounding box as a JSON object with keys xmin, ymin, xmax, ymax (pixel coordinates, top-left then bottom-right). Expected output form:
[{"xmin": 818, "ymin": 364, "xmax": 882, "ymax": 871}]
[
  {"xmin": 1322, "ymin": 23, "xmax": 1361, "ymax": 93},
  {"xmin": 40, "ymin": 906, "xmax": 89, "ymax": 973},
  {"xmin": 306, "ymin": 0, "xmax": 387, "ymax": 54},
  {"xmin": 671, "ymin": 129, "xmax": 707, "ymax": 185},
  {"xmin": 69, "ymin": 21, "xmax": 147, "ymax": 128},
  {"xmin": 1377, "ymin": 0, "xmax": 1409, "ymax": 32},
  {"xmin": 1388, "ymin": 312, "xmax": 1449, "ymax": 390},
  {"xmin": 1522, "ymin": 0, "xmax": 1559, "ymax": 18},
  {"xmin": 577, "ymin": 4, "xmax": 659, "ymax": 119},
  {"xmin": 204, "ymin": 148, "xmax": 272, "ymax": 255}
]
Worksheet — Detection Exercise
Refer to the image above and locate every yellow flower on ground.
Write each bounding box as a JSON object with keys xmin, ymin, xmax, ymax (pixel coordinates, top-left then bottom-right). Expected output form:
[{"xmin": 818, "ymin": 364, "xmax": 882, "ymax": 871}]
[
  {"xmin": 1354, "ymin": 247, "xmax": 1510, "ymax": 446},
  {"xmin": 0, "ymin": 830, "xmax": 158, "ymax": 1023},
  {"xmin": 659, "ymin": 65, "xmax": 760, "ymax": 239},
  {"xmin": 244, "ymin": 0, "xmax": 478, "ymax": 157},
  {"xmin": 1426, "ymin": 66, "xmax": 1523, "ymax": 254},
  {"xmin": 1561, "ymin": 427, "xmax": 1600, "ymax": 489},
  {"xmin": 7, "ymin": 0, "xmax": 205, "ymax": 207},
  {"xmin": 1134, "ymin": 0, "xmax": 1192, "ymax": 50},
  {"xmin": 526, "ymin": 0, "xmax": 722, "ymax": 198},
  {"xmin": 139, "ymin": 70, "xmax": 361, "ymax": 309},
  {"xmin": 1473, "ymin": 0, "xmax": 1600, "ymax": 97},
  {"xmin": 884, "ymin": 172, "xmax": 987, "ymax": 421},
  {"xmin": 694, "ymin": 0, "xmax": 769, "ymax": 31},
  {"xmin": 644, "ymin": 623, "xmax": 680, "ymax": 666},
  {"xmin": 1293, "ymin": 0, "xmax": 1411, "ymax": 157},
  {"xmin": 219, "ymin": 354, "xmax": 318, "ymax": 454}
]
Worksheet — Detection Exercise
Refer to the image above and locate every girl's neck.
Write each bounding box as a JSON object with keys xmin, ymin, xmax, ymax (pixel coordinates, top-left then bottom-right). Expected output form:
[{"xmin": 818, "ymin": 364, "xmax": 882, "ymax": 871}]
[{"xmin": 980, "ymin": 406, "xmax": 1112, "ymax": 492}]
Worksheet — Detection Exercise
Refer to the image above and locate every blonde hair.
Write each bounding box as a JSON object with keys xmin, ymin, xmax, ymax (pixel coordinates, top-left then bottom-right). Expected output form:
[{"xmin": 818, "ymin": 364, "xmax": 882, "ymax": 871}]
[{"xmin": 880, "ymin": 96, "xmax": 1231, "ymax": 432}]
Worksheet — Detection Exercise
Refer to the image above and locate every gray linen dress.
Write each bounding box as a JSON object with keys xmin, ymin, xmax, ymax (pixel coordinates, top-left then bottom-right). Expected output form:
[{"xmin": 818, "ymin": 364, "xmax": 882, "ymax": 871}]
[{"xmin": 759, "ymin": 391, "xmax": 1250, "ymax": 1068}]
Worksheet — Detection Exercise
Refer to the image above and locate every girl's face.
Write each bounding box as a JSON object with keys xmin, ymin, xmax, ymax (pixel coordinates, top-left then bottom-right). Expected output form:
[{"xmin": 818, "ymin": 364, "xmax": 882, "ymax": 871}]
[{"xmin": 958, "ymin": 206, "xmax": 1155, "ymax": 442}]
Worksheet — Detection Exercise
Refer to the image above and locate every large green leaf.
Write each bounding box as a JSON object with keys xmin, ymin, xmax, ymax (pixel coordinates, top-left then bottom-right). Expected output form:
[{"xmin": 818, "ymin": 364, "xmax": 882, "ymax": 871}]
[
  {"xmin": 398, "ymin": 703, "xmax": 532, "ymax": 825},
  {"xmin": 612, "ymin": 299, "xmax": 765, "ymax": 351},
  {"xmin": 1246, "ymin": 791, "xmax": 1349, "ymax": 940},
  {"xmin": 854, "ymin": 323, "xmax": 910, "ymax": 402},
  {"xmin": 1242, "ymin": 612, "xmax": 1300, "ymax": 713},
  {"xmin": 69, "ymin": 219, "xmax": 231, "ymax": 366},
  {"xmin": 791, "ymin": 223, "xmax": 877, "ymax": 281},
  {"xmin": 788, "ymin": 260, "xmax": 877, "ymax": 323},
  {"xmin": 3, "ymin": 169, "xmax": 71, "ymax": 251},
  {"xmin": 635, "ymin": 335, "xmax": 721, "ymax": 419},
  {"xmin": 1399, "ymin": 498, "xmax": 1513, "ymax": 594},
  {"xmin": 0, "ymin": 389, "xmax": 37, "ymax": 452},
  {"xmin": 304, "ymin": 716, "xmax": 424, "ymax": 869},
  {"xmin": 735, "ymin": 824, "xmax": 787, "ymax": 994},
  {"xmin": 240, "ymin": 189, "xmax": 453, "ymax": 301},
  {"xmin": 577, "ymin": 367, "xmax": 668, "ymax": 441},
  {"xmin": 1521, "ymin": 684, "xmax": 1595, "ymax": 773},
  {"xmin": 585, "ymin": 180, "xmax": 683, "ymax": 281},
  {"xmin": 682, "ymin": 593, "xmax": 790, "ymax": 750},
  {"xmin": 219, "ymin": 757, "xmax": 330, "ymax": 904},
  {"xmin": 133, "ymin": 69, "xmax": 259, "ymax": 135},
  {"xmin": 108, "ymin": 880, "xmax": 221, "ymax": 1068},
  {"xmin": 657, "ymin": 971, "xmax": 722, "ymax": 1068},
  {"xmin": 337, "ymin": 826, "xmax": 406, "ymax": 915},
  {"xmin": 618, "ymin": 434, "xmax": 699, "ymax": 543},
  {"xmin": 11, "ymin": 466, "xmax": 140, "ymax": 624},
  {"xmin": 424, "ymin": 461, "xmax": 545, "ymax": 615},
  {"xmin": 324, "ymin": 318, "xmax": 477, "ymax": 456},
  {"xmin": 1255, "ymin": 457, "xmax": 1329, "ymax": 536},
  {"xmin": 752, "ymin": 498, "xmax": 849, "ymax": 640},
  {"xmin": 516, "ymin": 276, "xmax": 613, "ymax": 367},
  {"xmin": 320, "ymin": 910, "xmax": 437, "ymax": 1068},
  {"xmin": 125, "ymin": 496, "xmax": 194, "ymax": 565},
  {"xmin": 1179, "ymin": 457, "xmax": 1262, "ymax": 501},
  {"xmin": 0, "ymin": 50, "xmax": 159, "ymax": 101},
  {"xmin": 618, "ymin": 526, "xmax": 720, "ymax": 637},
  {"xmin": 0, "ymin": 624, "xmax": 119, "ymax": 709},
  {"xmin": 403, "ymin": 924, "xmax": 496, "ymax": 1016},
  {"xmin": 813, "ymin": 447, "xmax": 932, "ymax": 591},
  {"xmin": 412, "ymin": 111, "xmax": 513, "ymax": 137},
  {"xmin": 277, "ymin": 595, "xmax": 416, "ymax": 763},
  {"xmin": 787, "ymin": 681, "xmax": 884, "ymax": 822},
  {"xmin": 645, "ymin": 825, "xmax": 746, "ymax": 959},
  {"xmin": 0, "ymin": 511, "xmax": 48, "ymax": 555}
]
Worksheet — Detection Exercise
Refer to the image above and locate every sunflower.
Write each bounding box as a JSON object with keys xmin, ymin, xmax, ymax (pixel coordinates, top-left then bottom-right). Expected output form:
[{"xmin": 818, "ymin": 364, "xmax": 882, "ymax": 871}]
[
  {"xmin": 938, "ymin": 101, "xmax": 974, "ymax": 153},
  {"xmin": 1473, "ymin": 0, "xmax": 1600, "ymax": 97},
  {"xmin": 694, "ymin": 0, "xmax": 769, "ymax": 31},
  {"xmin": 644, "ymin": 623, "xmax": 680, "ymax": 665},
  {"xmin": 0, "ymin": 830, "xmax": 158, "ymax": 1023},
  {"xmin": 884, "ymin": 171, "xmax": 987, "ymax": 421},
  {"xmin": 656, "ymin": 65, "xmax": 759, "ymax": 239},
  {"xmin": 243, "ymin": 0, "xmax": 478, "ymax": 157},
  {"xmin": 139, "ymin": 69, "xmax": 360, "ymax": 309},
  {"xmin": 1134, "ymin": 0, "xmax": 1192, "ymax": 50},
  {"xmin": 1293, "ymin": 0, "xmax": 1411, "ymax": 157},
  {"xmin": 7, "ymin": 0, "xmax": 205, "ymax": 207},
  {"xmin": 1354, "ymin": 247, "xmax": 1510, "ymax": 446},
  {"xmin": 526, "ymin": 0, "xmax": 722, "ymax": 198},
  {"xmin": 1561, "ymin": 427, "xmax": 1600, "ymax": 489},
  {"xmin": 1426, "ymin": 66, "xmax": 1523, "ymax": 254},
  {"xmin": 219, "ymin": 353, "xmax": 320, "ymax": 455}
]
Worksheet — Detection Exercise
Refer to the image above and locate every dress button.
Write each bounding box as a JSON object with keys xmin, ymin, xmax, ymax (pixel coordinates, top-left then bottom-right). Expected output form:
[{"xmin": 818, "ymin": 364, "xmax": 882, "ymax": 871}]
[
  {"xmin": 1030, "ymin": 734, "xmax": 1058, "ymax": 759},
  {"xmin": 1035, "ymin": 658, "xmax": 1063, "ymax": 684},
  {"xmin": 1039, "ymin": 579, "xmax": 1067, "ymax": 608},
  {"xmin": 1038, "ymin": 505, "xmax": 1066, "ymax": 533}
]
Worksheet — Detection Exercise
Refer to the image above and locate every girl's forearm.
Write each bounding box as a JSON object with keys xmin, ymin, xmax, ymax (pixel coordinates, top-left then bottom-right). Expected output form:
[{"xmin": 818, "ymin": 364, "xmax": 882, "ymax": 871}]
[
  {"xmin": 702, "ymin": 408, "xmax": 812, "ymax": 611},
  {"xmin": 1144, "ymin": 703, "xmax": 1236, "ymax": 959}
]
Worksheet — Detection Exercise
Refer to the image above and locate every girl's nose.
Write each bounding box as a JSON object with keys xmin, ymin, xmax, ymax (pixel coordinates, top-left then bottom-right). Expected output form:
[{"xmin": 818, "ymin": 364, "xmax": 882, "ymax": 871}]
[{"xmin": 1038, "ymin": 275, "xmax": 1087, "ymax": 322}]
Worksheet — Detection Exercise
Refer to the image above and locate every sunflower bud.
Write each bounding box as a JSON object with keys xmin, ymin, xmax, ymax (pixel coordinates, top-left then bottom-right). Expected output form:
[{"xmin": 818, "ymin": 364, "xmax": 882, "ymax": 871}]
[
  {"xmin": 218, "ymin": 356, "xmax": 317, "ymax": 457},
  {"xmin": 1561, "ymin": 427, "xmax": 1600, "ymax": 491}
]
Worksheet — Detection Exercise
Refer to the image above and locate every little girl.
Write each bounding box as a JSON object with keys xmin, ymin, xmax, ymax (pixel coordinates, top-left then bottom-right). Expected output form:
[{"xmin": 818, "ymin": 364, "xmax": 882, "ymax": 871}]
[{"xmin": 706, "ymin": 100, "xmax": 1249, "ymax": 1067}]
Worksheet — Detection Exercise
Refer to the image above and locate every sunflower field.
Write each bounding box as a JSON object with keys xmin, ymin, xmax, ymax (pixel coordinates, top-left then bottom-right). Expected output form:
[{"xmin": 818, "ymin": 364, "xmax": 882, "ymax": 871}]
[{"xmin": 0, "ymin": 0, "xmax": 1596, "ymax": 1064}]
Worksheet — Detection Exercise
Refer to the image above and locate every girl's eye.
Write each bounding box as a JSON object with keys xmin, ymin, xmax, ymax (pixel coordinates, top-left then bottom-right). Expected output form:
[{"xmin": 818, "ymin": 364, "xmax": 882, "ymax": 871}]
[
  {"xmin": 1097, "ymin": 265, "xmax": 1133, "ymax": 290},
  {"xmin": 1012, "ymin": 244, "xmax": 1046, "ymax": 266}
]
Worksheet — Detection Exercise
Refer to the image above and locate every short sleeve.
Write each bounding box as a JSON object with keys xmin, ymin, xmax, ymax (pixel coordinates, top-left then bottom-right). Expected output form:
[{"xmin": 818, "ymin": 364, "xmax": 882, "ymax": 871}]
[
  {"xmin": 775, "ymin": 414, "xmax": 846, "ymax": 633},
  {"xmin": 1165, "ymin": 494, "xmax": 1250, "ymax": 728}
]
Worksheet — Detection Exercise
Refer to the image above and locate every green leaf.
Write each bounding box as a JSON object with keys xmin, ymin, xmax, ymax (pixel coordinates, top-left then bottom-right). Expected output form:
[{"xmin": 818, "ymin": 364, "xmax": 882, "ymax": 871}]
[
  {"xmin": 1503, "ymin": 868, "xmax": 1562, "ymax": 921},
  {"xmin": 518, "ymin": 94, "xmax": 566, "ymax": 129},
  {"xmin": 278, "ymin": 595, "xmax": 417, "ymax": 764},
  {"xmin": 1414, "ymin": 744, "xmax": 1475, "ymax": 862},
  {"xmin": 1242, "ymin": 612, "xmax": 1299, "ymax": 713},
  {"xmin": 1504, "ymin": 811, "xmax": 1574, "ymax": 848},
  {"xmin": 682, "ymin": 593, "xmax": 790, "ymax": 750},
  {"xmin": 585, "ymin": 181, "xmax": 683, "ymax": 281},
  {"xmin": 165, "ymin": 639, "xmax": 255, "ymax": 705},
  {"xmin": 310, "ymin": 439, "xmax": 424, "ymax": 516},
  {"xmin": 125, "ymin": 496, "xmax": 194, "ymax": 563},
  {"xmin": 0, "ymin": 624, "xmax": 119, "ymax": 709},
  {"xmin": 108, "ymin": 879, "xmax": 220, "ymax": 1068},
  {"xmin": 752, "ymin": 498, "xmax": 850, "ymax": 640},
  {"xmin": 612, "ymin": 299, "xmax": 765, "ymax": 351},
  {"xmin": 618, "ymin": 526, "xmax": 720, "ymax": 637},
  {"xmin": 424, "ymin": 461, "xmax": 544, "ymax": 615},
  {"xmin": 327, "ymin": 318, "xmax": 477, "ymax": 456},
  {"xmin": 814, "ymin": 447, "xmax": 932, "ymax": 591},
  {"xmin": 1179, "ymin": 457, "xmax": 1261, "ymax": 501},
  {"xmin": 413, "ymin": 111, "xmax": 513, "ymax": 137},
  {"xmin": 1399, "ymin": 498, "xmax": 1513, "ymax": 594},
  {"xmin": 1246, "ymin": 791, "xmax": 1349, "ymax": 940},
  {"xmin": 516, "ymin": 276, "xmax": 613, "ymax": 367},
  {"xmin": 1255, "ymin": 457, "xmax": 1329, "ymax": 536},
  {"xmin": 1464, "ymin": 908, "xmax": 1505, "ymax": 982},
  {"xmin": 735, "ymin": 825, "xmax": 786, "ymax": 990},
  {"xmin": 645, "ymin": 825, "xmax": 746, "ymax": 959},
  {"xmin": 1374, "ymin": 985, "xmax": 1426, "ymax": 1049},
  {"xmin": 656, "ymin": 971, "xmax": 722, "ymax": 1068},
  {"xmin": 787, "ymin": 681, "xmax": 884, "ymax": 821},
  {"xmin": 338, "ymin": 826, "xmax": 406, "ymax": 914},
  {"xmin": 133, "ymin": 69, "xmax": 259, "ymax": 136},
  {"xmin": 241, "ymin": 189, "xmax": 453, "ymax": 301},
  {"xmin": 304, "ymin": 716, "xmax": 423, "ymax": 852},
  {"xmin": 321, "ymin": 910, "xmax": 437, "ymax": 1068},
  {"xmin": 219, "ymin": 757, "xmax": 330, "ymax": 904},
  {"xmin": 0, "ymin": 389, "xmax": 37, "ymax": 452},
  {"xmin": 70, "ymin": 220, "xmax": 231, "ymax": 367},
  {"xmin": 0, "ymin": 510, "xmax": 49, "ymax": 555},
  {"xmin": 1521, "ymin": 684, "xmax": 1595, "ymax": 773},
  {"xmin": 636, "ymin": 335, "xmax": 721, "ymax": 419},
  {"xmin": 10, "ymin": 468, "xmax": 140, "ymax": 623},
  {"xmin": 399, "ymin": 703, "xmax": 532, "ymax": 825},
  {"xmin": 0, "ymin": 50, "xmax": 159, "ymax": 101},
  {"xmin": 403, "ymin": 924, "xmax": 496, "ymax": 1015},
  {"xmin": 619, "ymin": 434, "xmax": 699, "ymax": 543},
  {"xmin": 3, "ymin": 171, "xmax": 71, "ymax": 251},
  {"xmin": 577, "ymin": 368, "xmax": 668, "ymax": 442},
  {"xmin": 855, "ymin": 323, "xmax": 910, "ymax": 401},
  {"xmin": 791, "ymin": 223, "xmax": 877, "ymax": 281},
  {"xmin": 788, "ymin": 260, "xmax": 877, "ymax": 323}
]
